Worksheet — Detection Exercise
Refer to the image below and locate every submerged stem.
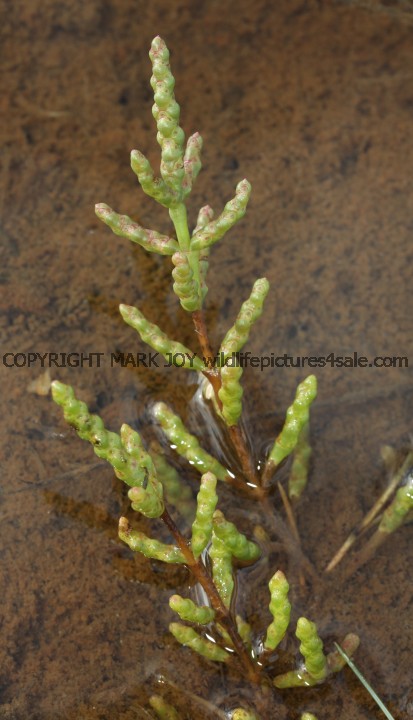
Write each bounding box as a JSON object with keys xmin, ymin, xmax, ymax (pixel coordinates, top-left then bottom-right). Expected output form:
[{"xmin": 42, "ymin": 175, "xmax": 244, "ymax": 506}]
[
  {"xmin": 229, "ymin": 424, "xmax": 260, "ymax": 489},
  {"xmin": 326, "ymin": 449, "xmax": 413, "ymax": 573}
]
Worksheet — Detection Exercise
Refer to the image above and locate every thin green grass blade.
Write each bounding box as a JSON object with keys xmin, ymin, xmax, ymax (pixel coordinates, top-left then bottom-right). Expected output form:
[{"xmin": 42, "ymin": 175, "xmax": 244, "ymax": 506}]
[{"xmin": 334, "ymin": 643, "xmax": 395, "ymax": 720}]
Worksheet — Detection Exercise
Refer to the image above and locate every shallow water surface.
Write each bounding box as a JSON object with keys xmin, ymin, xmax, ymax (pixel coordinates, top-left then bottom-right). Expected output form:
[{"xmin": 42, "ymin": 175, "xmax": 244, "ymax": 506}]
[{"xmin": 1, "ymin": 1, "xmax": 412, "ymax": 718}]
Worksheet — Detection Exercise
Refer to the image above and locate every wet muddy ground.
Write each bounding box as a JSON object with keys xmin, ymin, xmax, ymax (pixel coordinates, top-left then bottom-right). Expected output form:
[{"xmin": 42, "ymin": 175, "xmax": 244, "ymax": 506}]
[{"xmin": 1, "ymin": 1, "xmax": 412, "ymax": 718}]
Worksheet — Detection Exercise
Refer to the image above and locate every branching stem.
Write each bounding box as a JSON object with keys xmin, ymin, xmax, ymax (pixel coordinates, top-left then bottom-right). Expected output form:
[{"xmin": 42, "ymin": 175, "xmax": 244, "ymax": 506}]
[
  {"xmin": 192, "ymin": 309, "xmax": 261, "ymax": 489},
  {"xmin": 170, "ymin": 203, "xmax": 201, "ymax": 302},
  {"xmin": 161, "ymin": 507, "xmax": 261, "ymax": 683}
]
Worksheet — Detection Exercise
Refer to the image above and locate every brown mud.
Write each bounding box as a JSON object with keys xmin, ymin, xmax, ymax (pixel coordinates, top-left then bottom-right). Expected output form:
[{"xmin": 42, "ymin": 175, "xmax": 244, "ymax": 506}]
[{"xmin": 1, "ymin": 1, "xmax": 412, "ymax": 718}]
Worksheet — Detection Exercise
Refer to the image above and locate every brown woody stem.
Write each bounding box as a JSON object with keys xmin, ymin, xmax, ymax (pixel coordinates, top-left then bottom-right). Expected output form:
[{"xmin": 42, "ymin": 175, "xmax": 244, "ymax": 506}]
[
  {"xmin": 229, "ymin": 424, "xmax": 260, "ymax": 488},
  {"xmin": 192, "ymin": 309, "xmax": 214, "ymax": 360},
  {"xmin": 261, "ymin": 458, "xmax": 277, "ymax": 488},
  {"xmin": 161, "ymin": 507, "xmax": 261, "ymax": 682}
]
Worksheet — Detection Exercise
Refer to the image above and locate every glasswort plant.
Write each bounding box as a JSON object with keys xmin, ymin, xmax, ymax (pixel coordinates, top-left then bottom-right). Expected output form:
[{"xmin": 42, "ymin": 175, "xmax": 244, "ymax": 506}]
[{"xmin": 51, "ymin": 36, "xmax": 412, "ymax": 719}]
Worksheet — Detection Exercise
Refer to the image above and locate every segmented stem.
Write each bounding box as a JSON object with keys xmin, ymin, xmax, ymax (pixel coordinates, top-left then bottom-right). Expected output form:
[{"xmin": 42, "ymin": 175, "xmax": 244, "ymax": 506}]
[{"xmin": 264, "ymin": 570, "xmax": 291, "ymax": 651}]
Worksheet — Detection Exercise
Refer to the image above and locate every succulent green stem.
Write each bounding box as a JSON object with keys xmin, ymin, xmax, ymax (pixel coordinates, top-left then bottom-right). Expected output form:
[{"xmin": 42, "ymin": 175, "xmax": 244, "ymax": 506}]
[
  {"xmin": 190, "ymin": 179, "xmax": 251, "ymax": 251},
  {"xmin": 169, "ymin": 594, "xmax": 215, "ymax": 625},
  {"xmin": 288, "ymin": 421, "xmax": 312, "ymax": 500},
  {"xmin": 169, "ymin": 203, "xmax": 191, "ymax": 252},
  {"xmin": 212, "ymin": 510, "xmax": 261, "ymax": 563},
  {"xmin": 274, "ymin": 617, "xmax": 328, "ymax": 688},
  {"xmin": 119, "ymin": 304, "xmax": 204, "ymax": 371},
  {"xmin": 51, "ymin": 383, "xmax": 163, "ymax": 514},
  {"xmin": 231, "ymin": 710, "xmax": 261, "ymax": 720},
  {"xmin": 169, "ymin": 623, "xmax": 230, "ymax": 662},
  {"xmin": 95, "ymin": 203, "xmax": 178, "ymax": 255},
  {"xmin": 296, "ymin": 617, "xmax": 327, "ymax": 682},
  {"xmin": 236, "ymin": 616, "xmax": 253, "ymax": 647},
  {"xmin": 378, "ymin": 469, "xmax": 413, "ymax": 534},
  {"xmin": 263, "ymin": 375, "xmax": 317, "ymax": 486},
  {"xmin": 149, "ymin": 695, "xmax": 180, "ymax": 720},
  {"xmin": 149, "ymin": 441, "xmax": 195, "ymax": 522},
  {"xmin": 191, "ymin": 472, "xmax": 219, "ymax": 558},
  {"xmin": 119, "ymin": 517, "xmax": 185, "ymax": 563},
  {"xmin": 209, "ymin": 533, "xmax": 234, "ymax": 608},
  {"xmin": 218, "ymin": 277, "xmax": 269, "ymax": 427},
  {"xmin": 169, "ymin": 203, "xmax": 202, "ymax": 308},
  {"xmin": 153, "ymin": 402, "xmax": 229, "ymax": 481},
  {"xmin": 264, "ymin": 570, "xmax": 291, "ymax": 651}
]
